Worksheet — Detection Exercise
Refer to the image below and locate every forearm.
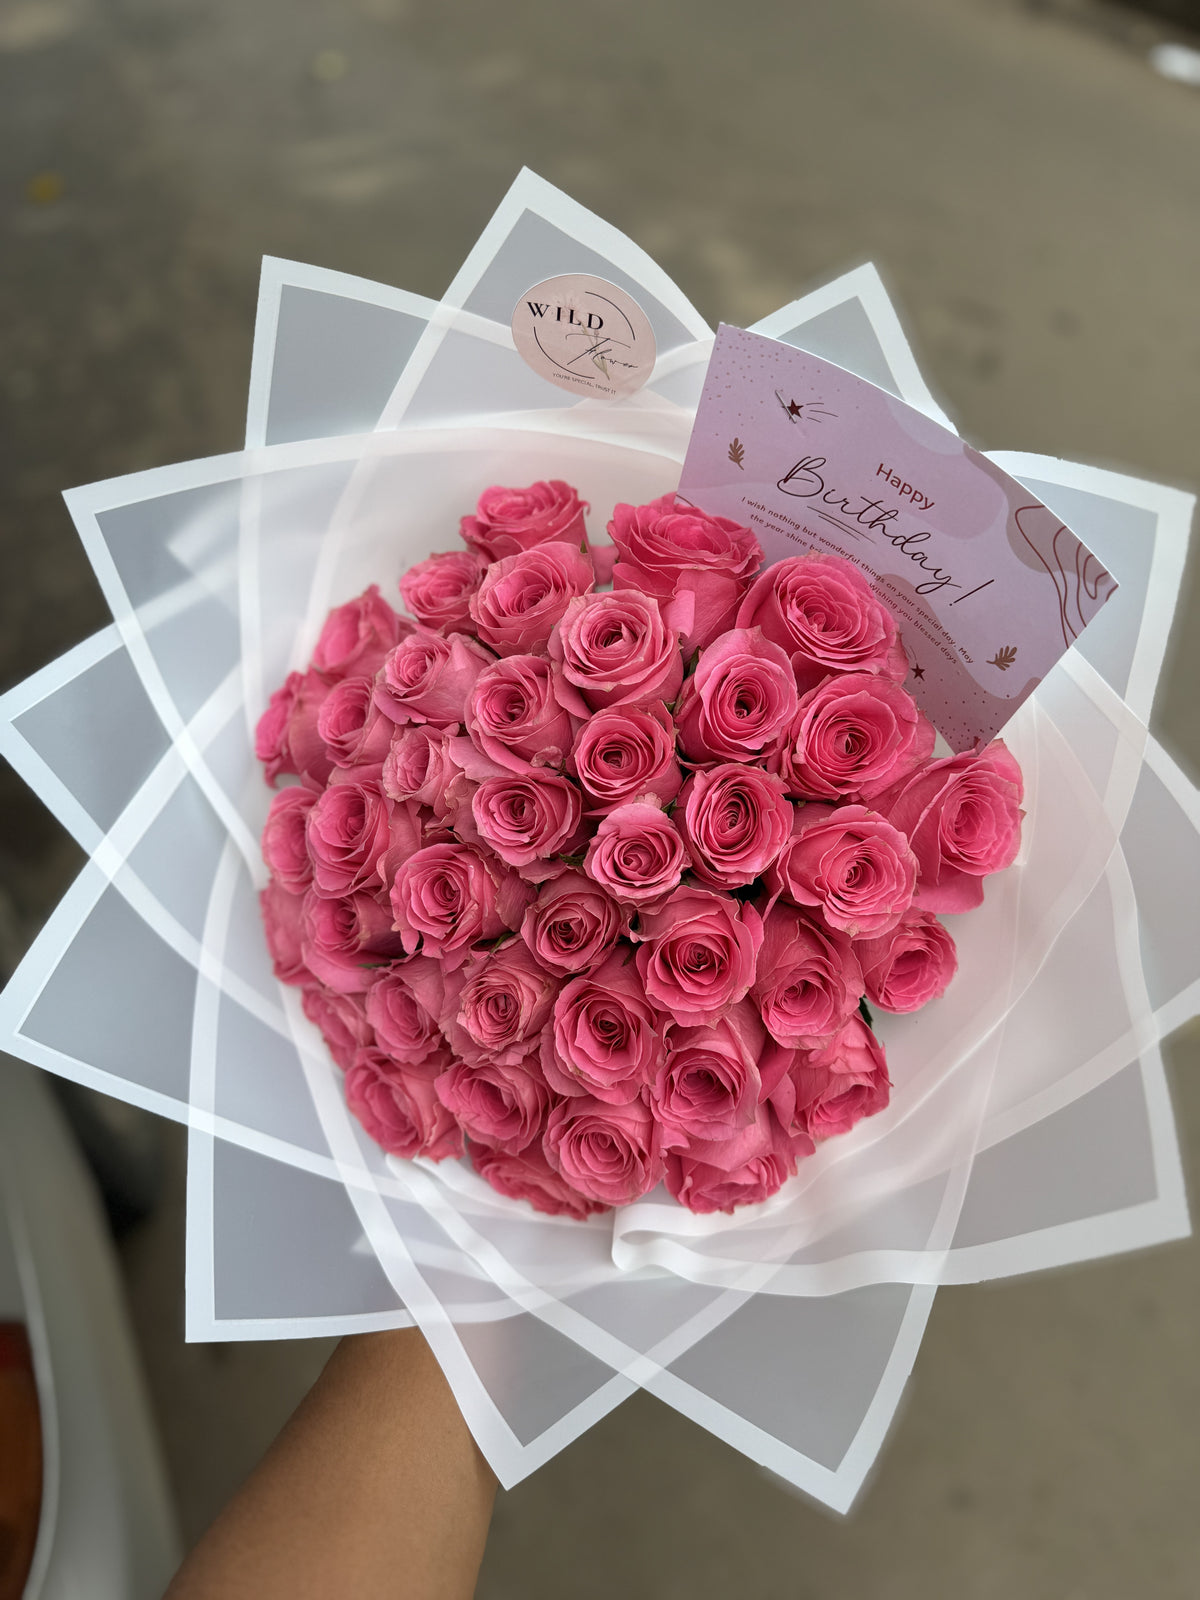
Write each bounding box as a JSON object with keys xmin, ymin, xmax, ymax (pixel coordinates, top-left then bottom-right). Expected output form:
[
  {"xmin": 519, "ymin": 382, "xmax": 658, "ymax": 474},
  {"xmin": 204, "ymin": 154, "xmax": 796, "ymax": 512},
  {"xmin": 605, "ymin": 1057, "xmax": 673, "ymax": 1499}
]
[{"xmin": 165, "ymin": 1328, "xmax": 496, "ymax": 1600}]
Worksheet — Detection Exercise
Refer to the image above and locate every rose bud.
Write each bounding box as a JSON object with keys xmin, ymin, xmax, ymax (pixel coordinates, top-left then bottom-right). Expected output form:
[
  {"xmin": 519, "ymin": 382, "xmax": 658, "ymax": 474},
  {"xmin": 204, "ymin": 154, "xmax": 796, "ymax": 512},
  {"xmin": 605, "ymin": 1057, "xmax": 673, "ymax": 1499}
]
[
  {"xmin": 568, "ymin": 701, "xmax": 682, "ymax": 813},
  {"xmin": 317, "ymin": 676, "xmax": 394, "ymax": 769},
  {"xmin": 469, "ymin": 1139, "xmax": 609, "ymax": 1218},
  {"xmin": 608, "ymin": 494, "xmax": 763, "ymax": 654},
  {"xmin": 256, "ymin": 668, "xmax": 334, "ymax": 786},
  {"xmin": 466, "ymin": 655, "xmax": 581, "ymax": 774},
  {"xmin": 302, "ymin": 985, "xmax": 372, "ymax": 1071},
  {"xmin": 634, "ymin": 886, "xmax": 763, "ymax": 1027},
  {"xmin": 664, "ymin": 1105, "xmax": 802, "ymax": 1214},
  {"xmin": 675, "ymin": 627, "xmax": 798, "ymax": 764},
  {"xmin": 676, "ymin": 764, "xmax": 793, "ymax": 890},
  {"xmin": 260, "ymin": 880, "xmax": 312, "ymax": 987},
  {"xmin": 776, "ymin": 673, "xmax": 934, "ymax": 802},
  {"xmin": 373, "ymin": 627, "xmax": 495, "ymax": 728},
  {"xmin": 460, "ymin": 480, "xmax": 589, "ymax": 563},
  {"xmin": 752, "ymin": 903, "xmax": 863, "ymax": 1047},
  {"xmin": 344, "ymin": 1047, "xmax": 463, "ymax": 1161},
  {"xmin": 472, "ymin": 772, "xmax": 585, "ymax": 871},
  {"xmin": 876, "ymin": 741, "xmax": 1024, "ymax": 913},
  {"xmin": 399, "ymin": 549, "xmax": 486, "ymax": 634},
  {"xmin": 767, "ymin": 804, "xmax": 917, "ymax": 938},
  {"xmin": 543, "ymin": 1094, "xmax": 664, "ymax": 1207},
  {"xmin": 735, "ymin": 552, "xmax": 909, "ymax": 693},
  {"xmin": 549, "ymin": 590, "xmax": 683, "ymax": 711},
  {"xmin": 855, "ymin": 907, "xmax": 958, "ymax": 1012},
  {"xmin": 651, "ymin": 1001, "xmax": 765, "ymax": 1144},
  {"xmin": 261, "ymin": 783, "xmax": 319, "ymax": 893},
  {"xmin": 541, "ymin": 950, "xmax": 663, "ymax": 1104},
  {"xmin": 520, "ymin": 870, "xmax": 626, "ymax": 974},
  {"xmin": 365, "ymin": 969, "xmax": 446, "ymax": 1066},
  {"xmin": 583, "ymin": 802, "xmax": 690, "ymax": 906},
  {"xmin": 301, "ymin": 888, "xmax": 407, "ymax": 994},
  {"xmin": 777, "ymin": 1016, "xmax": 891, "ymax": 1140},
  {"xmin": 442, "ymin": 940, "xmax": 558, "ymax": 1066},
  {"xmin": 435, "ymin": 1055, "xmax": 551, "ymax": 1154},
  {"xmin": 312, "ymin": 584, "xmax": 405, "ymax": 684},
  {"xmin": 389, "ymin": 842, "xmax": 532, "ymax": 969},
  {"xmin": 469, "ymin": 541, "xmax": 594, "ymax": 657}
]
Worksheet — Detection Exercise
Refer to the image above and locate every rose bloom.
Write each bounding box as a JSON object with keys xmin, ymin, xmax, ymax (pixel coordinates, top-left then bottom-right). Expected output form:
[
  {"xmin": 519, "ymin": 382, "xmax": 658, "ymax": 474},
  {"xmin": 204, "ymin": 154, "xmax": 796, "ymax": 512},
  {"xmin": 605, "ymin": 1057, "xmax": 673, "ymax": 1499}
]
[
  {"xmin": 665, "ymin": 1106, "xmax": 804, "ymax": 1215},
  {"xmin": 365, "ymin": 969, "xmax": 446, "ymax": 1065},
  {"xmin": 651, "ymin": 1001, "xmax": 765, "ymax": 1144},
  {"xmin": 472, "ymin": 772, "xmax": 584, "ymax": 871},
  {"xmin": 776, "ymin": 673, "xmax": 934, "ymax": 802},
  {"xmin": 543, "ymin": 1094, "xmax": 664, "ymax": 1207},
  {"xmin": 568, "ymin": 701, "xmax": 682, "ymax": 813},
  {"xmin": 466, "ymin": 655, "xmax": 580, "ymax": 774},
  {"xmin": 675, "ymin": 627, "xmax": 798, "ymax": 764},
  {"xmin": 469, "ymin": 541, "xmax": 594, "ymax": 657},
  {"xmin": 312, "ymin": 585, "xmax": 404, "ymax": 684},
  {"xmin": 634, "ymin": 886, "xmax": 763, "ymax": 1026},
  {"xmin": 301, "ymin": 888, "xmax": 407, "ymax": 994},
  {"xmin": 735, "ymin": 552, "xmax": 908, "ymax": 693},
  {"xmin": 373, "ymin": 628, "xmax": 494, "ymax": 728},
  {"xmin": 302, "ymin": 985, "xmax": 372, "ymax": 1071},
  {"xmin": 608, "ymin": 494, "xmax": 763, "ymax": 653},
  {"xmin": 520, "ymin": 870, "xmax": 626, "ymax": 974},
  {"xmin": 752, "ymin": 903, "xmax": 863, "ymax": 1047},
  {"xmin": 460, "ymin": 480, "xmax": 589, "ymax": 563},
  {"xmin": 306, "ymin": 770, "xmax": 399, "ymax": 899},
  {"xmin": 855, "ymin": 907, "xmax": 958, "ymax": 1012},
  {"xmin": 541, "ymin": 950, "xmax": 663, "ymax": 1104},
  {"xmin": 344, "ymin": 1047, "xmax": 463, "ymax": 1161},
  {"xmin": 316, "ymin": 676, "xmax": 394, "ymax": 770},
  {"xmin": 469, "ymin": 1138, "xmax": 608, "ymax": 1219},
  {"xmin": 399, "ymin": 549, "xmax": 486, "ymax": 634},
  {"xmin": 583, "ymin": 802, "xmax": 690, "ymax": 906},
  {"xmin": 676, "ymin": 765, "xmax": 793, "ymax": 890},
  {"xmin": 774, "ymin": 1016, "xmax": 891, "ymax": 1141},
  {"xmin": 435, "ymin": 1053, "xmax": 551, "ymax": 1155},
  {"xmin": 549, "ymin": 590, "xmax": 683, "ymax": 711},
  {"xmin": 444, "ymin": 939, "xmax": 558, "ymax": 1066},
  {"xmin": 767, "ymin": 803, "xmax": 917, "ymax": 938},
  {"xmin": 876, "ymin": 740, "xmax": 1024, "ymax": 913},
  {"xmin": 255, "ymin": 668, "xmax": 334, "ymax": 786},
  {"xmin": 260, "ymin": 880, "xmax": 311, "ymax": 987},
  {"xmin": 382, "ymin": 725, "xmax": 478, "ymax": 839},
  {"xmin": 389, "ymin": 842, "xmax": 531, "ymax": 969},
  {"xmin": 261, "ymin": 784, "xmax": 318, "ymax": 893}
]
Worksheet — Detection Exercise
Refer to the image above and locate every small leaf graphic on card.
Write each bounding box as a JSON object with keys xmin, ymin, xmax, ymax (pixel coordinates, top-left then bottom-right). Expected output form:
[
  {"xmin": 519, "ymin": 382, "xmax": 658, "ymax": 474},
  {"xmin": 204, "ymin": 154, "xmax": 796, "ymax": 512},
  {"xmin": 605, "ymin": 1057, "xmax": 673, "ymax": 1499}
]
[
  {"xmin": 988, "ymin": 645, "xmax": 1018, "ymax": 671},
  {"xmin": 728, "ymin": 437, "xmax": 745, "ymax": 469}
]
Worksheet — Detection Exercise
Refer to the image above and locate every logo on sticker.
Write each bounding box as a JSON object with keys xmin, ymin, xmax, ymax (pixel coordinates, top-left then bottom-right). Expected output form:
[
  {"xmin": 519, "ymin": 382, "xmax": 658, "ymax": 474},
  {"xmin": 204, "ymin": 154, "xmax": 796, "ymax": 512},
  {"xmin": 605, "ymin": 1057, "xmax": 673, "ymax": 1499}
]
[{"xmin": 511, "ymin": 274, "xmax": 656, "ymax": 400}]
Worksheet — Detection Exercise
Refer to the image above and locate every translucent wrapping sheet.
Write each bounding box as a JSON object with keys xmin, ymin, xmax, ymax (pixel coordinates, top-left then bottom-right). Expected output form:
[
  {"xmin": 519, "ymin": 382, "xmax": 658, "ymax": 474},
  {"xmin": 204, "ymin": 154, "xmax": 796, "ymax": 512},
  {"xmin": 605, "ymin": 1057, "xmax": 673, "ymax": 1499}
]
[{"xmin": 0, "ymin": 172, "xmax": 1195, "ymax": 1510}]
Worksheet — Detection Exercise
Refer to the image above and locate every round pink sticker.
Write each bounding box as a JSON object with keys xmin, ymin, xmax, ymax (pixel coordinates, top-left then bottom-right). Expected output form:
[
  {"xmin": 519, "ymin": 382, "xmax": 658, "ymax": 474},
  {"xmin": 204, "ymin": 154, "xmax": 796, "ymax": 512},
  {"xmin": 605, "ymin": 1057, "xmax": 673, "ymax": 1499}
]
[{"xmin": 511, "ymin": 274, "xmax": 657, "ymax": 400}]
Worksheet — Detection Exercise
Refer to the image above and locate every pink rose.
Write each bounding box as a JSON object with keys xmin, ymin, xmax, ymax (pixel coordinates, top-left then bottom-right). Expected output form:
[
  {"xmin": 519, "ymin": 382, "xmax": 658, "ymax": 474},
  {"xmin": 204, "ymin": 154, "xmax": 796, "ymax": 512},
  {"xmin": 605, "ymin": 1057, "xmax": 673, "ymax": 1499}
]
[
  {"xmin": 436, "ymin": 1056, "xmax": 550, "ymax": 1154},
  {"xmin": 675, "ymin": 627, "xmax": 798, "ymax": 764},
  {"xmin": 472, "ymin": 772, "xmax": 585, "ymax": 871},
  {"xmin": 261, "ymin": 784, "xmax": 318, "ymax": 893},
  {"xmin": 255, "ymin": 668, "xmax": 334, "ymax": 786},
  {"xmin": 365, "ymin": 969, "xmax": 446, "ymax": 1064},
  {"xmin": 443, "ymin": 940, "xmax": 558, "ymax": 1065},
  {"xmin": 301, "ymin": 888, "xmax": 406, "ymax": 994},
  {"xmin": 374, "ymin": 628, "xmax": 494, "ymax": 729},
  {"xmin": 549, "ymin": 591, "xmax": 683, "ymax": 711},
  {"xmin": 317, "ymin": 676, "xmax": 394, "ymax": 769},
  {"xmin": 382, "ymin": 725, "xmax": 472, "ymax": 821},
  {"xmin": 734, "ymin": 552, "xmax": 909, "ymax": 693},
  {"xmin": 876, "ymin": 741, "xmax": 1024, "ymax": 912},
  {"xmin": 676, "ymin": 765, "xmax": 792, "ymax": 890},
  {"xmin": 260, "ymin": 880, "xmax": 311, "ymax": 986},
  {"xmin": 312, "ymin": 585, "xmax": 404, "ymax": 683},
  {"xmin": 541, "ymin": 950, "xmax": 663, "ymax": 1104},
  {"xmin": 665, "ymin": 1106, "xmax": 803, "ymax": 1214},
  {"xmin": 305, "ymin": 772, "xmax": 394, "ymax": 899},
  {"xmin": 466, "ymin": 656, "xmax": 580, "ymax": 774},
  {"xmin": 520, "ymin": 871, "xmax": 626, "ymax": 974},
  {"xmin": 389, "ymin": 842, "xmax": 531, "ymax": 969},
  {"xmin": 543, "ymin": 1094, "xmax": 664, "ymax": 1207},
  {"xmin": 651, "ymin": 1001, "xmax": 765, "ymax": 1143},
  {"xmin": 568, "ymin": 701, "xmax": 682, "ymax": 813},
  {"xmin": 469, "ymin": 542, "xmax": 594, "ymax": 657},
  {"xmin": 634, "ymin": 886, "xmax": 763, "ymax": 1026},
  {"xmin": 767, "ymin": 804, "xmax": 917, "ymax": 938},
  {"xmin": 778, "ymin": 1016, "xmax": 891, "ymax": 1140},
  {"xmin": 302, "ymin": 985, "xmax": 372, "ymax": 1070},
  {"xmin": 752, "ymin": 903, "xmax": 863, "ymax": 1047},
  {"xmin": 469, "ymin": 1139, "xmax": 608, "ymax": 1219},
  {"xmin": 777, "ymin": 673, "xmax": 934, "ymax": 802},
  {"xmin": 608, "ymin": 494, "xmax": 763, "ymax": 653},
  {"xmin": 399, "ymin": 549, "xmax": 486, "ymax": 634},
  {"xmin": 855, "ymin": 907, "xmax": 958, "ymax": 1012},
  {"xmin": 460, "ymin": 480, "xmax": 589, "ymax": 563},
  {"xmin": 344, "ymin": 1048, "xmax": 462, "ymax": 1160},
  {"xmin": 583, "ymin": 802, "xmax": 690, "ymax": 906}
]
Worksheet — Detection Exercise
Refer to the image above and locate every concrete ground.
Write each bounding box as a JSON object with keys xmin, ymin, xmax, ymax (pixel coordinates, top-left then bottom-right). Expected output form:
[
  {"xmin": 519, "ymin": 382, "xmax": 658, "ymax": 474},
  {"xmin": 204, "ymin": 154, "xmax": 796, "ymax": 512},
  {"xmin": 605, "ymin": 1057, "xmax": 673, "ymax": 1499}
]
[{"xmin": 2, "ymin": 0, "xmax": 1199, "ymax": 1593}]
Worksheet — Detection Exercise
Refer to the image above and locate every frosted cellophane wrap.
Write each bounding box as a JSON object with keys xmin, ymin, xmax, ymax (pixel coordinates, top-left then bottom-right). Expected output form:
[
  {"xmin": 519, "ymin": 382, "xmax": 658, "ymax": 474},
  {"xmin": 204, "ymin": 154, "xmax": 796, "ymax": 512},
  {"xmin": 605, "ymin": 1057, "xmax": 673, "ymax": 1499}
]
[{"xmin": 1, "ymin": 172, "xmax": 1195, "ymax": 1511}]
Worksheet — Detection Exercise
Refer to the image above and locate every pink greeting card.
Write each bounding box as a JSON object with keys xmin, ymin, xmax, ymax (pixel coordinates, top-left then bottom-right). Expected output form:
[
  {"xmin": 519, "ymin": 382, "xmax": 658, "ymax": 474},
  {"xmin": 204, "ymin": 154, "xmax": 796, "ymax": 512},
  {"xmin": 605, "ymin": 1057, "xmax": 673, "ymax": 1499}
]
[{"xmin": 679, "ymin": 324, "xmax": 1118, "ymax": 750}]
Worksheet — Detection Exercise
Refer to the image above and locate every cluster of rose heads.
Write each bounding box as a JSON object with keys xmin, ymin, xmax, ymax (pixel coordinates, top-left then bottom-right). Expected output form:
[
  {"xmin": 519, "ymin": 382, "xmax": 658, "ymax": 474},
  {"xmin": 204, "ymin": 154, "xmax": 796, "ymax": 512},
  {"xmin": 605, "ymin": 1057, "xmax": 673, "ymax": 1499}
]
[{"xmin": 256, "ymin": 480, "xmax": 1024, "ymax": 1218}]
